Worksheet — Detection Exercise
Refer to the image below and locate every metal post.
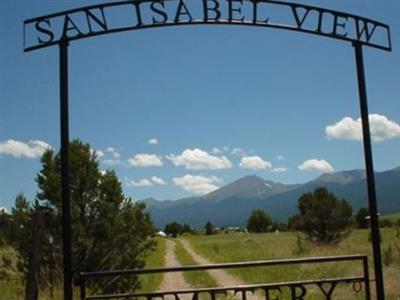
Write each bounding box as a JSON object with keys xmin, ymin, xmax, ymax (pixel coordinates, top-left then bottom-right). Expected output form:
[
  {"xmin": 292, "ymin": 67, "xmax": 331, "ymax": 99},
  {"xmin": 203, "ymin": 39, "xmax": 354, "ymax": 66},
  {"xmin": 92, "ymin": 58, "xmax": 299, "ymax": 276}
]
[
  {"xmin": 353, "ymin": 42, "xmax": 385, "ymax": 300},
  {"xmin": 79, "ymin": 276, "xmax": 86, "ymax": 300},
  {"xmin": 362, "ymin": 256, "xmax": 371, "ymax": 300},
  {"xmin": 60, "ymin": 41, "xmax": 72, "ymax": 300}
]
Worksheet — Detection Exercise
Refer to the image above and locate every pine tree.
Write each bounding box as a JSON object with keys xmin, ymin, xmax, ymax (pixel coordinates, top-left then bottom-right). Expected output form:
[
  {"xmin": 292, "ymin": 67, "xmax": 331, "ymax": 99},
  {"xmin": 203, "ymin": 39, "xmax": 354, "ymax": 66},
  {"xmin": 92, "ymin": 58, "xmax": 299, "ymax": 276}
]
[
  {"xmin": 11, "ymin": 140, "xmax": 155, "ymax": 293},
  {"xmin": 247, "ymin": 210, "xmax": 272, "ymax": 233},
  {"xmin": 292, "ymin": 187, "xmax": 352, "ymax": 244}
]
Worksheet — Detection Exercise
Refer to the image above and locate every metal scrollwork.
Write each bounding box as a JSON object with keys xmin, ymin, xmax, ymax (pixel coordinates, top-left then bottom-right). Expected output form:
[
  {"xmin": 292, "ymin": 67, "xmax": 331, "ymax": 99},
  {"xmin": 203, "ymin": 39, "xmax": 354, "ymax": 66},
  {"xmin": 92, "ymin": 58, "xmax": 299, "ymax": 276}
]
[{"xmin": 352, "ymin": 281, "xmax": 363, "ymax": 293}]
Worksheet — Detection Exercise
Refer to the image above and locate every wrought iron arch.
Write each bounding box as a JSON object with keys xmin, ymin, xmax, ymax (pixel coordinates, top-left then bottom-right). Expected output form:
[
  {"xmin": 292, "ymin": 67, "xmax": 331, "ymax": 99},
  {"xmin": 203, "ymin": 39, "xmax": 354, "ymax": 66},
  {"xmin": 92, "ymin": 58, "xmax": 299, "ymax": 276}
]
[{"xmin": 23, "ymin": 1, "xmax": 392, "ymax": 299}]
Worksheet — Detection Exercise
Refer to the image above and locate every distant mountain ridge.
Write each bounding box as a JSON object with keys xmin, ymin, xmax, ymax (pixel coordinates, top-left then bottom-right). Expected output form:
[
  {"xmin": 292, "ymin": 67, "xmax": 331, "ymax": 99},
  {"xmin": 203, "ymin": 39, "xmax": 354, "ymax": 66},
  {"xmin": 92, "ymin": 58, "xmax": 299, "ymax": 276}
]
[{"xmin": 140, "ymin": 167, "xmax": 400, "ymax": 228}]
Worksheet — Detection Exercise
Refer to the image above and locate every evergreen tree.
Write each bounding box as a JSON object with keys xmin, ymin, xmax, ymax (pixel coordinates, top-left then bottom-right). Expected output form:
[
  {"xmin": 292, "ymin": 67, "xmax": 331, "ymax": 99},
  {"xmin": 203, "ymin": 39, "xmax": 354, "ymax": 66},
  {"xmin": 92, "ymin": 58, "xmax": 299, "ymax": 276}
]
[
  {"xmin": 164, "ymin": 222, "xmax": 183, "ymax": 237},
  {"xmin": 292, "ymin": 187, "xmax": 353, "ymax": 244},
  {"xmin": 204, "ymin": 221, "xmax": 214, "ymax": 235},
  {"xmin": 355, "ymin": 207, "xmax": 369, "ymax": 229},
  {"xmin": 247, "ymin": 209, "xmax": 272, "ymax": 233},
  {"xmin": 10, "ymin": 140, "xmax": 155, "ymax": 294}
]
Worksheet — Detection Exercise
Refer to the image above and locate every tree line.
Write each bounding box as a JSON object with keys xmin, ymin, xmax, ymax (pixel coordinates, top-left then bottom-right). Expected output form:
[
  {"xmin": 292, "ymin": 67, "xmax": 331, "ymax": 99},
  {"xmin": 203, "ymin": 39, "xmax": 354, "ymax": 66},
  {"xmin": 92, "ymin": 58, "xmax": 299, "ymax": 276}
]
[{"xmin": 163, "ymin": 187, "xmax": 399, "ymax": 245}]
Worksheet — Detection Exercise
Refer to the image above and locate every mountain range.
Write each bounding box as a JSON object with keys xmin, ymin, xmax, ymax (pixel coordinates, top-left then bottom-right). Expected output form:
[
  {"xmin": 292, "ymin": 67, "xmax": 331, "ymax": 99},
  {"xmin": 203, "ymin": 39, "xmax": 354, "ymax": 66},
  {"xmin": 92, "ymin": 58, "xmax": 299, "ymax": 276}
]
[{"xmin": 140, "ymin": 167, "xmax": 400, "ymax": 229}]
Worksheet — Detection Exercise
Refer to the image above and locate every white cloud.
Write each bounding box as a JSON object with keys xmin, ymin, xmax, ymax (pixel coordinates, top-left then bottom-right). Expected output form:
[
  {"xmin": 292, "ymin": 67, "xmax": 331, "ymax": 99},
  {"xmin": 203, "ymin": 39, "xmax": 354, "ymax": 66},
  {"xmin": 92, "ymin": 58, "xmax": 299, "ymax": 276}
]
[
  {"xmin": 325, "ymin": 114, "xmax": 400, "ymax": 142},
  {"xmin": 125, "ymin": 176, "xmax": 166, "ymax": 188},
  {"xmin": 148, "ymin": 138, "xmax": 159, "ymax": 145},
  {"xmin": 102, "ymin": 159, "xmax": 122, "ymax": 166},
  {"xmin": 272, "ymin": 167, "xmax": 287, "ymax": 173},
  {"xmin": 104, "ymin": 146, "xmax": 121, "ymax": 158},
  {"xmin": 127, "ymin": 154, "xmax": 163, "ymax": 167},
  {"xmin": 298, "ymin": 159, "xmax": 334, "ymax": 173},
  {"xmin": 90, "ymin": 148, "xmax": 104, "ymax": 158},
  {"xmin": 223, "ymin": 146, "xmax": 229, "ymax": 152},
  {"xmin": 0, "ymin": 139, "xmax": 52, "ymax": 159},
  {"xmin": 276, "ymin": 155, "xmax": 285, "ymax": 161},
  {"xmin": 151, "ymin": 176, "xmax": 166, "ymax": 185},
  {"xmin": 231, "ymin": 148, "xmax": 246, "ymax": 157},
  {"xmin": 0, "ymin": 207, "xmax": 9, "ymax": 214},
  {"xmin": 173, "ymin": 175, "xmax": 221, "ymax": 195},
  {"xmin": 239, "ymin": 156, "xmax": 272, "ymax": 170},
  {"xmin": 167, "ymin": 148, "xmax": 232, "ymax": 170},
  {"xmin": 212, "ymin": 147, "xmax": 222, "ymax": 154},
  {"xmin": 125, "ymin": 178, "xmax": 153, "ymax": 187}
]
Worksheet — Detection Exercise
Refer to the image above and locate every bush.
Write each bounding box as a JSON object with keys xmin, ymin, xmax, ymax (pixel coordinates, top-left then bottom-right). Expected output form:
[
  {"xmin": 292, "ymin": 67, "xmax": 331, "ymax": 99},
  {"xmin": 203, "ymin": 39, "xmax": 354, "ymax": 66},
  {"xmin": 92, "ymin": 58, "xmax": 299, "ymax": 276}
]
[
  {"xmin": 383, "ymin": 245, "xmax": 393, "ymax": 266},
  {"xmin": 379, "ymin": 219, "xmax": 393, "ymax": 228}
]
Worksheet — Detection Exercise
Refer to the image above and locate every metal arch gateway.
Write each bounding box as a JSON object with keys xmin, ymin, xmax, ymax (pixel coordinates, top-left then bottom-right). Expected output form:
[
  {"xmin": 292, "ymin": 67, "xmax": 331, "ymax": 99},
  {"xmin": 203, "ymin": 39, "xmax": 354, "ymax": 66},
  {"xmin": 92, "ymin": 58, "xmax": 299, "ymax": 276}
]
[
  {"xmin": 23, "ymin": 1, "xmax": 392, "ymax": 299},
  {"xmin": 24, "ymin": 0, "xmax": 391, "ymax": 52}
]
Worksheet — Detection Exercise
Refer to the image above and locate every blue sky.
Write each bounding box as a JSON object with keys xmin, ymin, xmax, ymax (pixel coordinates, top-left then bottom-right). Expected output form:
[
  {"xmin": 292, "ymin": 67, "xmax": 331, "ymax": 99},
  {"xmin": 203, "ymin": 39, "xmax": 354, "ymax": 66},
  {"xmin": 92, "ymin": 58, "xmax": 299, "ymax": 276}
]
[{"xmin": 1, "ymin": 0, "xmax": 399, "ymax": 211}]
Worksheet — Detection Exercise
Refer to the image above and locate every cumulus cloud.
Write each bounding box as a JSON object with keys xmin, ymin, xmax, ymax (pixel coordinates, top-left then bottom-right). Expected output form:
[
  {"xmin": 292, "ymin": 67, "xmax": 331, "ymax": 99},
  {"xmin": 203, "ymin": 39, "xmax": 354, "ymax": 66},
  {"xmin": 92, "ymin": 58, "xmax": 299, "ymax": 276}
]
[
  {"xmin": 148, "ymin": 138, "xmax": 159, "ymax": 145},
  {"xmin": 276, "ymin": 155, "xmax": 285, "ymax": 161},
  {"xmin": 326, "ymin": 114, "xmax": 400, "ymax": 142},
  {"xmin": 298, "ymin": 159, "xmax": 334, "ymax": 173},
  {"xmin": 112, "ymin": 152, "xmax": 120, "ymax": 158},
  {"xmin": 0, "ymin": 139, "xmax": 52, "ymax": 158},
  {"xmin": 125, "ymin": 176, "xmax": 166, "ymax": 188},
  {"xmin": 105, "ymin": 146, "xmax": 121, "ymax": 158},
  {"xmin": 127, "ymin": 154, "xmax": 163, "ymax": 167},
  {"xmin": 239, "ymin": 156, "xmax": 272, "ymax": 170},
  {"xmin": 173, "ymin": 175, "xmax": 221, "ymax": 195},
  {"xmin": 167, "ymin": 148, "xmax": 232, "ymax": 170},
  {"xmin": 211, "ymin": 147, "xmax": 222, "ymax": 154},
  {"xmin": 272, "ymin": 167, "xmax": 287, "ymax": 173},
  {"xmin": 102, "ymin": 159, "xmax": 123, "ymax": 166},
  {"xmin": 151, "ymin": 176, "xmax": 166, "ymax": 185},
  {"xmin": 231, "ymin": 148, "xmax": 246, "ymax": 157},
  {"xmin": 125, "ymin": 178, "xmax": 153, "ymax": 187}
]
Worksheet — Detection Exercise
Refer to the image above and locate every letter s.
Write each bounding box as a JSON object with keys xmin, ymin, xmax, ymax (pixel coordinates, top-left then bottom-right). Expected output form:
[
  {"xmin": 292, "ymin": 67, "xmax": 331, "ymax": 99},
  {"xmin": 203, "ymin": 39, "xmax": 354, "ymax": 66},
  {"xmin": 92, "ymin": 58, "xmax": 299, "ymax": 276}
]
[{"xmin": 35, "ymin": 18, "xmax": 55, "ymax": 44}]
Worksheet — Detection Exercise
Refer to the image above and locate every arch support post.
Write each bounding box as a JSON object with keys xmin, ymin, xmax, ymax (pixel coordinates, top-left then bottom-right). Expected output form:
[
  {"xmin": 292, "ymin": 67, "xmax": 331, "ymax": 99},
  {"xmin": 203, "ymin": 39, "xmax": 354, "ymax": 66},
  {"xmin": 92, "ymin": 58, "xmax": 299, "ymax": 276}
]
[
  {"xmin": 353, "ymin": 42, "xmax": 384, "ymax": 300},
  {"xmin": 60, "ymin": 41, "xmax": 72, "ymax": 300}
]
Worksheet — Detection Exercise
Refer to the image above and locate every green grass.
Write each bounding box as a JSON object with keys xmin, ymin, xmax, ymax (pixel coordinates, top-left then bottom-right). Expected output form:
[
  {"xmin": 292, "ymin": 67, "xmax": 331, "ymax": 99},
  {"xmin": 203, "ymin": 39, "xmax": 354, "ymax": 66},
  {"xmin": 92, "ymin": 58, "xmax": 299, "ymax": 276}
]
[
  {"xmin": 381, "ymin": 212, "xmax": 400, "ymax": 224},
  {"xmin": 0, "ymin": 245, "xmax": 24, "ymax": 299},
  {"xmin": 138, "ymin": 237, "xmax": 167, "ymax": 292},
  {"xmin": 183, "ymin": 229, "xmax": 400, "ymax": 299},
  {"xmin": 174, "ymin": 239, "xmax": 217, "ymax": 289},
  {"xmin": 0, "ymin": 238, "xmax": 167, "ymax": 299}
]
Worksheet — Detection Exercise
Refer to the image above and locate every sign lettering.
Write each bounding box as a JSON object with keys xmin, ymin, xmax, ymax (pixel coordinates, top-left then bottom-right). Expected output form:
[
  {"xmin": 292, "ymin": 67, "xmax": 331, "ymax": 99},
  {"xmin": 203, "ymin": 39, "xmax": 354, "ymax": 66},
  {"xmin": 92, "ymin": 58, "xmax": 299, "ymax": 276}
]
[{"xmin": 23, "ymin": 0, "xmax": 391, "ymax": 52}]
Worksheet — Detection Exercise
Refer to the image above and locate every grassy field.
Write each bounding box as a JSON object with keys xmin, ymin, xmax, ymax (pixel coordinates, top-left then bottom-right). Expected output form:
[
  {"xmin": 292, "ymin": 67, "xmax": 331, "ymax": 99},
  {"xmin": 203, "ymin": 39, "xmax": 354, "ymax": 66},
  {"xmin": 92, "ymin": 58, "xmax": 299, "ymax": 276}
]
[
  {"xmin": 138, "ymin": 237, "xmax": 167, "ymax": 292},
  {"xmin": 0, "ymin": 246, "xmax": 24, "ymax": 299},
  {"xmin": 0, "ymin": 237, "xmax": 167, "ymax": 299},
  {"xmin": 175, "ymin": 239, "xmax": 217, "ymax": 288},
  {"xmin": 381, "ymin": 212, "xmax": 400, "ymax": 224},
  {"xmin": 183, "ymin": 229, "xmax": 400, "ymax": 299}
]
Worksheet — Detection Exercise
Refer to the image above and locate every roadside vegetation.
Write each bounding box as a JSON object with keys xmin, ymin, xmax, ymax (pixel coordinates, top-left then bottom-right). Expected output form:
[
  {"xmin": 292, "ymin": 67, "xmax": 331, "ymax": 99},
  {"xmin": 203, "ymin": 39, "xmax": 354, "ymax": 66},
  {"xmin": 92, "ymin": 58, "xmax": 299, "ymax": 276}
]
[
  {"xmin": 138, "ymin": 237, "xmax": 167, "ymax": 292},
  {"xmin": 175, "ymin": 240, "xmax": 217, "ymax": 289},
  {"xmin": 182, "ymin": 228, "xmax": 400, "ymax": 299}
]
